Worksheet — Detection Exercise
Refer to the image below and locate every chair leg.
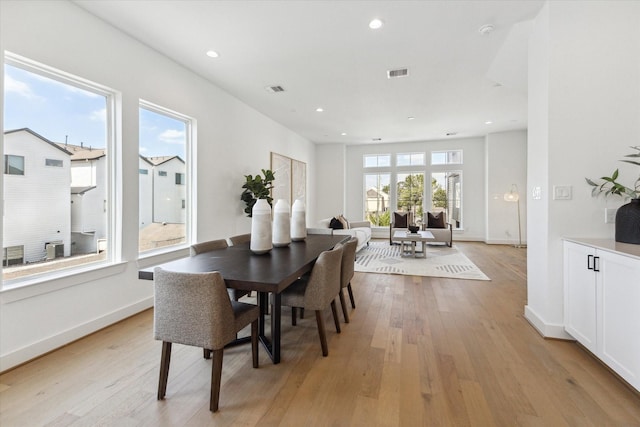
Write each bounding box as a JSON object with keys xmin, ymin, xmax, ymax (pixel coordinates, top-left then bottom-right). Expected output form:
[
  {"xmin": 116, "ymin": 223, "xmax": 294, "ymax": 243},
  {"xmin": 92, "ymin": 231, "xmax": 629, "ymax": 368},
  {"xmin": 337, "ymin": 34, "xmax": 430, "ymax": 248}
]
[
  {"xmin": 158, "ymin": 341, "xmax": 172, "ymax": 400},
  {"xmin": 330, "ymin": 300, "xmax": 341, "ymax": 333},
  {"xmin": 300, "ymin": 308, "xmax": 305, "ymax": 319},
  {"xmin": 339, "ymin": 289, "xmax": 350, "ymax": 323},
  {"xmin": 251, "ymin": 320, "xmax": 259, "ymax": 368},
  {"xmin": 210, "ymin": 349, "xmax": 224, "ymax": 412},
  {"xmin": 291, "ymin": 307, "xmax": 297, "ymax": 326},
  {"xmin": 315, "ymin": 310, "xmax": 328, "ymax": 357},
  {"xmin": 347, "ymin": 283, "xmax": 356, "ymax": 309},
  {"xmin": 203, "ymin": 348, "xmax": 211, "ymax": 359}
]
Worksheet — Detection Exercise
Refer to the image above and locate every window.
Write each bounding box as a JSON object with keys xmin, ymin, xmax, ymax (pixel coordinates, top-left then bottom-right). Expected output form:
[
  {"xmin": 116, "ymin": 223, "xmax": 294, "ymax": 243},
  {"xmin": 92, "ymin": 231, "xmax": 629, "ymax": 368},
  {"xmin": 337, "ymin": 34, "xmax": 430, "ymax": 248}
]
[
  {"xmin": 175, "ymin": 172, "xmax": 185, "ymax": 185},
  {"xmin": 139, "ymin": 102, "xmax": 191, "ymax": 253},
  {"xmin": 431, "ymin": 171, "xmax": 462, "ymax": 229},
  {"xmin": 431, "ymin": 150, "xmax": 462, "ymax": 165},
  {"xmin": 3, "ymin": 54, "xmax": 115, "ymax": 283},
  {"xmin": 45, "ymin": 158, "xmax": 63, "ymax": 167},
  {"xmin": 139, "ymin": 168, "xmax": 148, "ymax": 175},
  {"xmin": 364, "ymin": 173, "xmax": 391, "ymax": 226},
  {"xmin": 396, "ymin": 152, "xmax": 425, "ymax": 167},
  {"xmin": 397, "ymin": 172, "xmax": 424, "ymax": 221},
  {"xmin": 363, "ymin": 154, "xmax": 391, "ymax": 168},
  {"xmin": 4, "ymin": 155, "xmax": 24, "ymax": 175}
]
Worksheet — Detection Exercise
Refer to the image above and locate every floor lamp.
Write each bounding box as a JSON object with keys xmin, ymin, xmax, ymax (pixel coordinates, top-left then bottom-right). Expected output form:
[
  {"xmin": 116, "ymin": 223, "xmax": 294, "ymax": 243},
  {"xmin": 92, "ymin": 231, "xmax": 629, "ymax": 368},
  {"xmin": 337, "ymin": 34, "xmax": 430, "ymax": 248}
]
[{"xmin": 504, "ymin": 184, "xmax": 526, "ymax": 248}]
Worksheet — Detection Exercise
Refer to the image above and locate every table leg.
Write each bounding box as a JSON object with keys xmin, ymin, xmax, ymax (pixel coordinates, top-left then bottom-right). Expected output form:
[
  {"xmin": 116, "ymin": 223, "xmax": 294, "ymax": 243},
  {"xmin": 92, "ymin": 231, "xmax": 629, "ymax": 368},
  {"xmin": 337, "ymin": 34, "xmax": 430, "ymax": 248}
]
[{"xmin": 257, "ymin": 291, "xmax": 281, "ymax": 364}]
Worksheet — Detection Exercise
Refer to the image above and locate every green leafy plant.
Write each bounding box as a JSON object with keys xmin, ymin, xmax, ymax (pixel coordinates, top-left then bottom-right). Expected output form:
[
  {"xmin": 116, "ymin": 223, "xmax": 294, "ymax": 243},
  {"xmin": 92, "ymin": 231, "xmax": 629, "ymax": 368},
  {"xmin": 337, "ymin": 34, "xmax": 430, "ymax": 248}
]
[
  {"xmin": 586, "ymin": 146, "xmax": 640, "ymax": 199},
  {"xmin": 241, "ymin": 169, "xmax": 275, "ymax": 217}
]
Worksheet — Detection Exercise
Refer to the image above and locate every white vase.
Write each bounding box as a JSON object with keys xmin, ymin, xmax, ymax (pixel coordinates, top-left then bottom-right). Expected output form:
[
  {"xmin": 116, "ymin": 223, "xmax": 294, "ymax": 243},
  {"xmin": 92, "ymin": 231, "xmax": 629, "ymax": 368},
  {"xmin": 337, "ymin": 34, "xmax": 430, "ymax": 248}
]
[
  {"xmin": 250, "ymin": 199, "xmax": 272, "ymax": 254},
  {"xmin": 272, "ymin": 199, "xmax": 291, "ymax": 247},
  {"xmin": 291, "ymin": 199, "xmax": 307, "ymax": 241}
]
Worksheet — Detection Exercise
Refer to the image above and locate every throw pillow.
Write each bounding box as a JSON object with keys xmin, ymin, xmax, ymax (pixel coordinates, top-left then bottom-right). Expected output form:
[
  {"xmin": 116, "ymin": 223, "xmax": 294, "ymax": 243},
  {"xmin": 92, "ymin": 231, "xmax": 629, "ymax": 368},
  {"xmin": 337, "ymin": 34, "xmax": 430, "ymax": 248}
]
[
  {"xmin": 393, "ymin": 212, "xmax": 409, "ymax": 228},
  {"xmin": 329, "ymin": 217, "xmax": 344, "ymax": 229},
  {"xmin": 427, "ymin": 212, "xmax": 446, "ymax": 228},
  {"xmin": 338, "ymin": 214, "xmax": 349, "ymax": 229}
]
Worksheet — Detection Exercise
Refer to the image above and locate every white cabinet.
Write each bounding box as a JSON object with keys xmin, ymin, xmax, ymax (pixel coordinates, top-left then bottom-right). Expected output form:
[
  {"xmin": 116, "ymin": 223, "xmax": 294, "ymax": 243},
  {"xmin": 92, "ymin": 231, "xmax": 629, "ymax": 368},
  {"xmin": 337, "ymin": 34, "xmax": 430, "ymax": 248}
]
[{"xmin": 563, "ymin": 239, "xmax": 640, "ymax": 392}]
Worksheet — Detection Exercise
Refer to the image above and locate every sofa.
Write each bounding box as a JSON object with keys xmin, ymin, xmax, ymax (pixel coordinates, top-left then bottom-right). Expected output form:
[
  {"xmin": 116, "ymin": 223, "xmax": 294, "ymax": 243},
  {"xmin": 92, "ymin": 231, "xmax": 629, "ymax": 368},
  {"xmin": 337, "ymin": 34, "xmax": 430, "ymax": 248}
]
[{"xmin": 308, "ymin": 216, "xmax": 372, "ymax": 252}]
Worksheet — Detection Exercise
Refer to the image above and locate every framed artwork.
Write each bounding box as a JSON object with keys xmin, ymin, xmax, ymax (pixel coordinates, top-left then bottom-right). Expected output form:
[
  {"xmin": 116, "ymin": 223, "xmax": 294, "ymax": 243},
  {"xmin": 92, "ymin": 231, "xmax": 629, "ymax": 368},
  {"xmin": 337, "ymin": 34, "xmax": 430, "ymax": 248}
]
[{"xmin": 270, "ymin": 152, "xmax": 306, "ymax": 207}]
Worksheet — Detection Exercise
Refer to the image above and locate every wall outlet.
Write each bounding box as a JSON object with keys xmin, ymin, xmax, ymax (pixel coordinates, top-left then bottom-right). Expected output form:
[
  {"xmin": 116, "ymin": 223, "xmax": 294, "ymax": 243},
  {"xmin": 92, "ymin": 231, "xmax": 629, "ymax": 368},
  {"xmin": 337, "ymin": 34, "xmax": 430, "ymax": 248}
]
[
  {"xmin": 553, "ymin": 185, "xmax": 572, "ymax": 200},
  {"xmin": 605, "ymin": 208, "xmax": 617, "ymax": 224}
]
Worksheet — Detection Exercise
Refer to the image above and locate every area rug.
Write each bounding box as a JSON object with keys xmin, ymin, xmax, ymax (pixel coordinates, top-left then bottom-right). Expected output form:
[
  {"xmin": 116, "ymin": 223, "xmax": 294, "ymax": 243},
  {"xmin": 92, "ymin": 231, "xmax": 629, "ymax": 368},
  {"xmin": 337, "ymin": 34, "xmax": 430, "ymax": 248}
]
[{"xmin": 355, "ymin": 241, "xmax": 490, "ymax": 281}]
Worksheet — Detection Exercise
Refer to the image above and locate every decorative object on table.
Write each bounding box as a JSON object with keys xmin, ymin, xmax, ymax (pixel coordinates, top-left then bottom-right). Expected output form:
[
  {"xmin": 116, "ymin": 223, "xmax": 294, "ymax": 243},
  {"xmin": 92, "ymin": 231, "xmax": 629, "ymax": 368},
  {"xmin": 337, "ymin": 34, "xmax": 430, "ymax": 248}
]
[
  {"xmin": 504, "ymin": 184, "xmax": 526, "ymax": 248},
  {"xmin": 250, "ymin": 198, "xmax": 272, "ymax": 254},
  {"xmin": 272, "ymin": 199, "xmax": 291, "ymax": 247},
  {"xmin": 586, "ymin": 146, "xmax": 640, "ymax": 244},
  {"xmin": 241, "ymin": 169, "xmax": 275, "ymax": 217},
  {"xmin": 408, "ymin": 224, "xmax": 420, "ymax": 233},
  {"xmin": 290, "ymin": 199, "xmax": 307, "ymax": 241}
]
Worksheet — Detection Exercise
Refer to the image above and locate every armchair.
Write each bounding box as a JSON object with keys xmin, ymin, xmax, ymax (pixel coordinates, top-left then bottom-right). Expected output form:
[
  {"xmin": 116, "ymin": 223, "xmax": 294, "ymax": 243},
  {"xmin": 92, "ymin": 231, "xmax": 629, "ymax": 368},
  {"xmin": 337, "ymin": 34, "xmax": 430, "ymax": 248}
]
[{"xmin": 422, "ymin": 211, "xmax": 453, "ymax": 247}]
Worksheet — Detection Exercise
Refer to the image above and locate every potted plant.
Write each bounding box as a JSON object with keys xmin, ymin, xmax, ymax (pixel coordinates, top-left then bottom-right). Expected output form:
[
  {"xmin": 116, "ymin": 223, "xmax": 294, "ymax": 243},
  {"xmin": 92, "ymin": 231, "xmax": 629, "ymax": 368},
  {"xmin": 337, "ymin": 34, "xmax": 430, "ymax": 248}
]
[
  {"xmin": 586, "ymin": 146, "xmax": 640, "ymax": 244},
  {"xmin": 241, "ymin": 169, "xmax": 275, "ymax": 217}
]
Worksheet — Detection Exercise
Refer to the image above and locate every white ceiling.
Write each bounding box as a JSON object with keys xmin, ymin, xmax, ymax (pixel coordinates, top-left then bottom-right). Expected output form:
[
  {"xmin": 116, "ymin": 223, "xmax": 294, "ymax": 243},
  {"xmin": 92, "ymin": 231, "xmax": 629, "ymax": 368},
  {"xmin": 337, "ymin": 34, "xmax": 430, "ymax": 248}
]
[{"xmin": 74, "ymin": 0, "xmax": 544, "ymax": 145}]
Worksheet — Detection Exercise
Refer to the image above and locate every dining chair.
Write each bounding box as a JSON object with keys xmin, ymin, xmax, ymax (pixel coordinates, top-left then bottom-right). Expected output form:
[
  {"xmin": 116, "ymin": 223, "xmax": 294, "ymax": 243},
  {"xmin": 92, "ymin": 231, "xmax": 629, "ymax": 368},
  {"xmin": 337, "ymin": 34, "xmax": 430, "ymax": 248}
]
[
  {"xmin": 338, "ymin": 237, "xmax": 358, "ymax": 323},
  {"xmin": 278, "ymin": 245, "xmax": 343, "ymax": 356},
  {"xmin": 153, "ymin": 267, "xmax": 259, "ymax": 412},
  {"xmin": 229, "ymin": 233, "xmax": 251, "ymax": 246},
  {"xmin": 190, "ymin": 239, "xmax": 249, "ymax": 302}
]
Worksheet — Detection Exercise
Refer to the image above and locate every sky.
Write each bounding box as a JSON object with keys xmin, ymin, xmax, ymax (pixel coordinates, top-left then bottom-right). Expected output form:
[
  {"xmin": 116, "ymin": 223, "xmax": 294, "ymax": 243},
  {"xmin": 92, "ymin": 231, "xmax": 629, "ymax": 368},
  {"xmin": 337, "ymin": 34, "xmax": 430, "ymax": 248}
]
[{"xmin": 4, "ymin": 63, "xmax": 185, "ymax": 158}]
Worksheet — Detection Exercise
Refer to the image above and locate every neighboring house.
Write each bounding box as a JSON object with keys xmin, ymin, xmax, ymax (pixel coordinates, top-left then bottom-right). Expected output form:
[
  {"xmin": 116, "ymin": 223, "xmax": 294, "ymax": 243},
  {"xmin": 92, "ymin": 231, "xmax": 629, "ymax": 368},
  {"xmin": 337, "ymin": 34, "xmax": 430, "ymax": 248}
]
[
  {"xmin": 365, "ymin": 186, "xmax": 388, "ymax": 214},
  {"xmin": 138, "ymin": 155, "xmax": 153, "ymax": 229},
  {"xmin": 3, "ymin": 128, "xmax": 72, "ymax": 264},
  {"xmin": 144, "ymin": 156, "xmax": 186, "ymax": 224},
  {"xmin": 58, "ymin": 142, "xmax": 107, "ymax": 255}
]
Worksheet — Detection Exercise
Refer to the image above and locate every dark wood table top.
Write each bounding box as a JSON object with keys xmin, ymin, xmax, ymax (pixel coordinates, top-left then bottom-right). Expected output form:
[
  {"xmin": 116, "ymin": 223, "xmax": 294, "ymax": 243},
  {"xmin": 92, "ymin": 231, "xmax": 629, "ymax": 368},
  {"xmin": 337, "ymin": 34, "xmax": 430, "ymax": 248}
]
[{"xmin": 139, "ymin": 234, "xmax": 348, "ymax": 294}]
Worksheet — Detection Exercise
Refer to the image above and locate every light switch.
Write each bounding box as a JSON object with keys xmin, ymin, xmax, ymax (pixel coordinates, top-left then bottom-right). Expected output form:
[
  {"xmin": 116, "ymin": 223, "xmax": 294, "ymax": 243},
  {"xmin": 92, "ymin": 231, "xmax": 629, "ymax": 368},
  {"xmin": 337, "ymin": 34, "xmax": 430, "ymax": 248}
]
[
  {"xmin": 553, "ymin": 185, "xmax": 572, "ymax": 200},
  {"xmin": 605, "ymin": 208, "xmax": 617, "ymax": 224}
]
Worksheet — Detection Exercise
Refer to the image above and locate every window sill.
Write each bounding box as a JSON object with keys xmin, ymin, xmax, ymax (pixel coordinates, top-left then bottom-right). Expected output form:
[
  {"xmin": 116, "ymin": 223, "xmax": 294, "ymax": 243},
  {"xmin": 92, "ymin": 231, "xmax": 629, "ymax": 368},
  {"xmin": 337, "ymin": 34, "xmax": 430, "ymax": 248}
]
[
  {"xmin": 0, "ymin": 261, "xmax": 128, "ymax": 304},
  {"xmin": 136, "ymin": 246, "xmax": 190, "ymax": 270}
]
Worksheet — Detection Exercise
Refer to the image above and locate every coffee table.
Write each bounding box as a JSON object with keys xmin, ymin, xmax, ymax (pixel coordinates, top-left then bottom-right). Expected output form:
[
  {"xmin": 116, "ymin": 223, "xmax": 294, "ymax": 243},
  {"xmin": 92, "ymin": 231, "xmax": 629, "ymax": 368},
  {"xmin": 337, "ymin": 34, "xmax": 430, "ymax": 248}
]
[{"xmin": 392, "ymin": 230, "xmax": 435, "ymax": 258}]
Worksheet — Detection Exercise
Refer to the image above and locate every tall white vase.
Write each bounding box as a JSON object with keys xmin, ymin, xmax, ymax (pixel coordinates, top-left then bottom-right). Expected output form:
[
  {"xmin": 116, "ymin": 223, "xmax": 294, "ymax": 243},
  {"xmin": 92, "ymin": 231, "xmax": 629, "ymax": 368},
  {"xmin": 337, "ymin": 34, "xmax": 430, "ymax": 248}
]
[
  {"xmin": 250, "ymin": 198, "xmax": 272, "ymax": 254},
  {"xmin": 272, "ymin": 199, "xmax": 291, "ymax": 247},
  {"xmin": 291, "ymin": 199, "xmax": 307, "ymax": 241}
]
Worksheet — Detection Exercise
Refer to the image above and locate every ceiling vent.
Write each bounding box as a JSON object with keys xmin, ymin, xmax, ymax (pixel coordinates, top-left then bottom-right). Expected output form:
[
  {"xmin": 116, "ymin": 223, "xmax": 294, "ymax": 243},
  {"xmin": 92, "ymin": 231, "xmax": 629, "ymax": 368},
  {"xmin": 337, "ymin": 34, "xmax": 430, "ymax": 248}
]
[
  {"xmin": 372, "ymin": 137, "xmax": 382, "ymax": 142},
  {"xmin": 265, "ymin": 85, "xmax": 285, "ymax": 93},
  {"xmin": 387, "ymin": 68, "xmax": 408, "ymax": 79}
]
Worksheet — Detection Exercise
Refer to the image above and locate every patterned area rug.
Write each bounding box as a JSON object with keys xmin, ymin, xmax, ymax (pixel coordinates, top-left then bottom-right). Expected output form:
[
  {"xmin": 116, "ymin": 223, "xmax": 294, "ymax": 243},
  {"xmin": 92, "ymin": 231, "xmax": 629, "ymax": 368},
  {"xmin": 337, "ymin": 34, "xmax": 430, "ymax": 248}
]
[{"xmin": 355, "ymin": 241, "xmax": 490, "ymax": 281}]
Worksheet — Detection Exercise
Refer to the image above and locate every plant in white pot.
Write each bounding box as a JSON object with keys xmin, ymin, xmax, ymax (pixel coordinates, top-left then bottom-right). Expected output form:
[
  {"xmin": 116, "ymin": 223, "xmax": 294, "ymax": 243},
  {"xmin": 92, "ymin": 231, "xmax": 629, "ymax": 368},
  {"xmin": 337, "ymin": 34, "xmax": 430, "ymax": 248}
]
[{"xmin": 586, "ymin": 146, "xmax": 640, "ymax": 244}]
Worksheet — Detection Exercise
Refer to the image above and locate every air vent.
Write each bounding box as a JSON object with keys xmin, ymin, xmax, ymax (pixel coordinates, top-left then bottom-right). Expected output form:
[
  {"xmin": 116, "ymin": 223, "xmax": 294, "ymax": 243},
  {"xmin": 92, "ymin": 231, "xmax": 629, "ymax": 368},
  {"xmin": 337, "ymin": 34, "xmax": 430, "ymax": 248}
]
[
  {"xmin": 387, "ymin": 68, "xmax": 408, "ymax": 79},
  {"xmin": 265, "ymin": 85, "xmax": 285, "ymax": 93},
  {"xmin": 372, "ymin": 138, "xmax": 382, "ymax": 142}
]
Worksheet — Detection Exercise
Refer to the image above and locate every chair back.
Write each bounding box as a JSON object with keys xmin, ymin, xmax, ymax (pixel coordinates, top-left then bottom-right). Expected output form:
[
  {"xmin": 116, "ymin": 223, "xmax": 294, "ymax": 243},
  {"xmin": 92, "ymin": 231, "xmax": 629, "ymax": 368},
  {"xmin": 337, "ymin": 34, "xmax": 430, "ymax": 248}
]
[
  {"xmin": 229, "ymin": 233, "xmax": 251, "ymax": 245},
  {"xmin": 424, "ymin": 211, "xmax": 447, "ymax": 229},
  {"xmin": 303, "ymin": 246, "xmax": 343, "ymax": 310},
  {"xmin": 392, "ymin": 211, "xmax": 414, "ymax": 227},
  {"xmin": 190, "ymin": 239, "xmax": 228, "ymax": 256},
  {"xmin": 153, "ymin": 268, "xmax": 236, "ymax": 350},
  {"xmin": 340, "ymin": 238, "xmax": 357, "ymax": 289}
]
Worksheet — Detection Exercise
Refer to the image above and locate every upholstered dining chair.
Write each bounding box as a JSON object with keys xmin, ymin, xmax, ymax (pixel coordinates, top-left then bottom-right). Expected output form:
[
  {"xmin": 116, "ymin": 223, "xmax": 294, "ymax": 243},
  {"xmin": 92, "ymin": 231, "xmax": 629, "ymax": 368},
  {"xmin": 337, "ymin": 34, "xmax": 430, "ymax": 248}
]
[
  {"xmin": 153, "ymin": 267, "xmax": 259, "ymax": 412},
  {"xmin": 229, "ymin": 233, "xmax": 251, "ymax": 246},
  {"xmin": 338, "ymin": 238, "xmax": 358, "ymax": 323},
  {"xmin": 278, "ymin": 245, "xmax": 343, "ymax": 356},
  {"xmin": 190, "ymin": 239, "xmax": 249, "ymax": 302}
]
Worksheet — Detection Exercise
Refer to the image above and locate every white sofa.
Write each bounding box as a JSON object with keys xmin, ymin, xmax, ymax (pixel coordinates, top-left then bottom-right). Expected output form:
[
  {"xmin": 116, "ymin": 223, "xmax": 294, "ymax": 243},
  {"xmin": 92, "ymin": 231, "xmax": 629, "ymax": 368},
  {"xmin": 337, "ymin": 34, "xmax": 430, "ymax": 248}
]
[{"xmin": 308, "ymin": 218, "xmax": 372, "ymax": 252}]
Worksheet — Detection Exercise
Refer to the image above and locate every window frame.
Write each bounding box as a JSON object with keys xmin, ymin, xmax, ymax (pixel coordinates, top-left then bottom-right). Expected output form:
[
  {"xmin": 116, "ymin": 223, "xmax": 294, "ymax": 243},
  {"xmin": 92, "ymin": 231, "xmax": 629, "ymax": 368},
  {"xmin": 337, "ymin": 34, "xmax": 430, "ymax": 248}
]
[
  {"xmin": 2, "ymin": 51, "xmax": 122, "ymax": 291},
  {"xmin": 4, "ymin": 154, "xmax": 25, "ymax": 175},
  {"xmin": 396, "ymin": 152, "xmax": 425, "ymax": 167},
  {"xmin": 363, "ymin": 154, "xmax": 391, "ymax": 168},
  {"xmin": 45, "ymin": 158, "xmax": 64, "ymax": 168}
]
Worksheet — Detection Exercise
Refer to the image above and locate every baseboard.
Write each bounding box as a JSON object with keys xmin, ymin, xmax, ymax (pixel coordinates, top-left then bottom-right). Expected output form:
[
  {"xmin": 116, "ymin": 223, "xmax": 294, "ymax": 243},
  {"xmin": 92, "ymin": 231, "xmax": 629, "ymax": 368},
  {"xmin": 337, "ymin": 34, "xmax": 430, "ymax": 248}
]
[
  {"xmin": 0, "ymin": 297, "xmax": 153, "ymax": 373},
  {"xmin": 524, "ymin": 305, "xmax": 574, "ymax": 340}
]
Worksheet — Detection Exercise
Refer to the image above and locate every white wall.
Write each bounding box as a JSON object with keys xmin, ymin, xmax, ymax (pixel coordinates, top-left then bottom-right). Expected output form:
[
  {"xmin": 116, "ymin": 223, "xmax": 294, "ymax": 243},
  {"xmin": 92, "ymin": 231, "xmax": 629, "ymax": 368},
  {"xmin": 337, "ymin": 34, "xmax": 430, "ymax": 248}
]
[
  {"xmin": 0, "ymin": 0, "xmax": 315, "ymax": 371},
  {"xmin": 485, "ymin": 130, "xmax": 527, "ymax": 244},
  {"xmin": 525, "ymin": 1, "xmax": 640, "ymax": 338},
  {"xmin": 313, "ymin": 144, "xmax": 346, "ymax": 224}
]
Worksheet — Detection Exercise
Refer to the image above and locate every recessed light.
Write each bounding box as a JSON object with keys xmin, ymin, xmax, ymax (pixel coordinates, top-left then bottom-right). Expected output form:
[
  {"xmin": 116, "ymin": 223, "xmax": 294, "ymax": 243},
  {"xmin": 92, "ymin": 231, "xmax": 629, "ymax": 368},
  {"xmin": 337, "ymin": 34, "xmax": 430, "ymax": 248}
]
[
  {"xmin": 341, "ymin": 132, "xmax": 347, "ymax": 136},
  {"xmin": 369, "ymin": 18, "xmax": 384, "ymax": 29},
  {"xmin": 478, "ymin": 24, "xmax": 494, "ymax": 36},
  {"xmin": 206, "ymin": 50, "xmax": 219, "ymax": 58},
  {"xmin": 485, "ymin": 121, "xmax": 493, "ymax": 125},
  {"xmin": 316, "ymin": 107, "xmax": 324, "ymax": 112},
  {"xmin": 408, "ymin": 116, "xmax": 415, "ymax": 121}
]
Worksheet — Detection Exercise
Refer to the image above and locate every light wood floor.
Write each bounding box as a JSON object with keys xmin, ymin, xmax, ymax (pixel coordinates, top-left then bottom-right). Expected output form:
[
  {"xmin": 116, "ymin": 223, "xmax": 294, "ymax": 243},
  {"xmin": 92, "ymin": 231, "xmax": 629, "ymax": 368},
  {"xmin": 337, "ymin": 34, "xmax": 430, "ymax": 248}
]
[{"xmin": 1, "ymin": 242, "xmax": 639, "ymax": 426}]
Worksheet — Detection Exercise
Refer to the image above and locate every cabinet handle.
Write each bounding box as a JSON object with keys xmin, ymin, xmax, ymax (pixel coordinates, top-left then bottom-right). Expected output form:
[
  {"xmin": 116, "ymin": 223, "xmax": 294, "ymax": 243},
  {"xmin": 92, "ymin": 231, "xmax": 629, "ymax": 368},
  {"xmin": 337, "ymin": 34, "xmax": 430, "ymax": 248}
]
[
  {"xmin": 594, "ymin": 256, "xmax": 600, "ymax": 272},
  {"xmin": 587, "ymin": 254, "xmax": 594, "ymax": 270}
]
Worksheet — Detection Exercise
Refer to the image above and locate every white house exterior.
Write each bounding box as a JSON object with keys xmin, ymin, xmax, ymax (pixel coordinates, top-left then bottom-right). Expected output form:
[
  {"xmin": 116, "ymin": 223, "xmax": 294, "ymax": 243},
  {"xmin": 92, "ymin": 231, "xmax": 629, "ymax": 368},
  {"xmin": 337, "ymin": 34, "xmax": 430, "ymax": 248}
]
[
  {"xmin": 138, "ymin": 155, "xmax": 153, "ymax": 229},
  {"xmin": 3, "ymin": 129, "xmax": 72, "ymax": 264},
  {"xmin": 146, "ymin": 156, "xmax": 186, "ymax": 224}
]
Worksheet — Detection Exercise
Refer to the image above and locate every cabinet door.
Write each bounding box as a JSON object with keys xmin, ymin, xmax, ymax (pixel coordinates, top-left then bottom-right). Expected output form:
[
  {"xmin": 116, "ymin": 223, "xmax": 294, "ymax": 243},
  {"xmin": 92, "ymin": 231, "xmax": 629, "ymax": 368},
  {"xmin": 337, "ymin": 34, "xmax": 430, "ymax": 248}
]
[
  {"xmin": 599, "ymin": 251, "xmax": 640, "ymax": 391},
  {"xmin": 563, "ymin": 241, "xmax": 597, "ymax": 353}
]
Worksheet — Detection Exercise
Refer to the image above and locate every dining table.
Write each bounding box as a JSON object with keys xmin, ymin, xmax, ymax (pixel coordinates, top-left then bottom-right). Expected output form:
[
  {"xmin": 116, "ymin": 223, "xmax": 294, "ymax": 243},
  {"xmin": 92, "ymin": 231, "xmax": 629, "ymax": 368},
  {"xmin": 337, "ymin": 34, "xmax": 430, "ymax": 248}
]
[{"xmin": 139, "ymin": 233, "xmax": 348, "ymax": 364}]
